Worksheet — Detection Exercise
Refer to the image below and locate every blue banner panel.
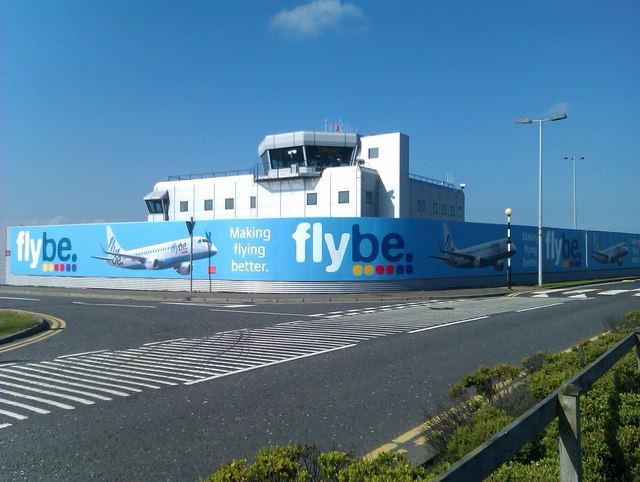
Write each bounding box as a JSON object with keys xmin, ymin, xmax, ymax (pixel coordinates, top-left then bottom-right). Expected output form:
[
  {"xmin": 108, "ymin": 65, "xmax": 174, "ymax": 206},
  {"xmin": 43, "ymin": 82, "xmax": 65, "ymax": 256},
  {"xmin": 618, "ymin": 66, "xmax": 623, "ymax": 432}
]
[{"xmin": 8, "ymin": 220, "xmax": 640, "ymax": 283}]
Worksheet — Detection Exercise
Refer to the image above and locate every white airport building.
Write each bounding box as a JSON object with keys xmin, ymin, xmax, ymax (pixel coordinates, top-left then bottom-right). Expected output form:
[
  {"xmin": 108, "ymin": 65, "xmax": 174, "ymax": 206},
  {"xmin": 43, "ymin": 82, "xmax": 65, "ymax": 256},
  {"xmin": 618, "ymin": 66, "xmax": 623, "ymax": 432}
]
[{"xmin": 144, "ymin": 130, "xmax": 465, "ymax": 222}]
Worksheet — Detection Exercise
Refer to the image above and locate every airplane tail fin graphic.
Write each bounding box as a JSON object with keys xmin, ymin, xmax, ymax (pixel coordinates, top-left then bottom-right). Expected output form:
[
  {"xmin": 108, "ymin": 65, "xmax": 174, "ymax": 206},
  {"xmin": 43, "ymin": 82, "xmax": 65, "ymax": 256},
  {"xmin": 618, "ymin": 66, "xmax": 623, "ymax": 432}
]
[
  {"xmin": 442, "ymin": 223, "xmax": 458, "ymax": 263},
  {"xmin": 443, "ymin": 223, "xmax": 457, "ymax": 252},
  {"xmin": 106, "ymin": 226, "xmax": 124, "ymax": 254}
]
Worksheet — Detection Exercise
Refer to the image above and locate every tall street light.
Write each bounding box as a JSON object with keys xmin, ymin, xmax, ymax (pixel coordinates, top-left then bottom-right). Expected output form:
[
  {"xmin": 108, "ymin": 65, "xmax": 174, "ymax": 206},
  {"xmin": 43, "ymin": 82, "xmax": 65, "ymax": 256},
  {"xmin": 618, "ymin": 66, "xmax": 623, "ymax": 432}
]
[
  {"xmin": 516, "ymin": 113, "xmax": 567, "ymax": 287},
  {"xmin": 563, "ymin": 155, "xmax": 584, "ymax": 230},
  {"xmin": 505, "ymin": 208, "xmax": 513, "ymax": 290}
]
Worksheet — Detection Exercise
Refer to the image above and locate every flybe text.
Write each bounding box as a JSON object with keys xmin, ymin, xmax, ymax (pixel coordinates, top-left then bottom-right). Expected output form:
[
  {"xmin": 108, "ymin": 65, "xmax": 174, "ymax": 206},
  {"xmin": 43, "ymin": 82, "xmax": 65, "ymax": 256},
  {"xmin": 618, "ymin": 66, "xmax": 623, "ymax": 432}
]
[
  {"xmin": 291, "ymin": 222, "xmax": 412, "ymax": 275},
  {"xmin": 15, "ymin": 231, "xmax": 77, "ymax": 270},
  {"xmin": 545, "ymin": 231, "xmax": 582, "ymax": 267}
]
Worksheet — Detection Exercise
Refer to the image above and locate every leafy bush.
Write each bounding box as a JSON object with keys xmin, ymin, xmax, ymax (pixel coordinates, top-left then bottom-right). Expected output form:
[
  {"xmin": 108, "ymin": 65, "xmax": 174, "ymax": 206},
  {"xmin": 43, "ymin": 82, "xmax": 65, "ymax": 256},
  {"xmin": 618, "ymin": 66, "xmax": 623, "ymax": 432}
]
[
  {"xmin": 203, "ymin": 445, "xmax": 428, "ymax": 482},
  {"xmin": 424, "ymin": 308, "xmax": 640, "ymax": 480}
]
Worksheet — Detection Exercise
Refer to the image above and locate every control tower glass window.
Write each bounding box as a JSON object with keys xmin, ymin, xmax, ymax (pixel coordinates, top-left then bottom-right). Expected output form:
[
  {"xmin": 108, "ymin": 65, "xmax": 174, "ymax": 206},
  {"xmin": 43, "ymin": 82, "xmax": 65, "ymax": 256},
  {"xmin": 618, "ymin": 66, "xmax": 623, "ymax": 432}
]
[
  {"xmin": 268, "ymin": 146, "xmax": 305, "ymax": 169},
  {"xmin": 145, "ymin": 199, "xmax": 164, "ymax": 214},
  {"xmin": 306, "ymin": 146, "xmax": 353, "ymax": 169}
]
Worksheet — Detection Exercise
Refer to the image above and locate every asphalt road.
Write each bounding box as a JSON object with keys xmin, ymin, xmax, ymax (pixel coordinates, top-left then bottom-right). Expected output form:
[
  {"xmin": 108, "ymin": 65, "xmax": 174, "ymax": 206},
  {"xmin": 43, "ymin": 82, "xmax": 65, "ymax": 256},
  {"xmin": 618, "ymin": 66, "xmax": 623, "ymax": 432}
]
[{"xmin": 1, "ymin": 281, "xmax": 639, "ymax": 481}]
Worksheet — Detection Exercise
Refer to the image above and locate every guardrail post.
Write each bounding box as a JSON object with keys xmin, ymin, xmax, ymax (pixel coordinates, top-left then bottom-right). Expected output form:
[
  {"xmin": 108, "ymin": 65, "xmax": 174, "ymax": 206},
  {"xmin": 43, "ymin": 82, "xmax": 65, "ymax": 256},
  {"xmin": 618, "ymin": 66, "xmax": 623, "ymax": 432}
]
[
  {"xmin": 636, "ymin": 333, "xmax": 640, "ymax": 372},
  {"xmin": 558, "ymin": 383, "xmax": 581, "ymax": 482}
]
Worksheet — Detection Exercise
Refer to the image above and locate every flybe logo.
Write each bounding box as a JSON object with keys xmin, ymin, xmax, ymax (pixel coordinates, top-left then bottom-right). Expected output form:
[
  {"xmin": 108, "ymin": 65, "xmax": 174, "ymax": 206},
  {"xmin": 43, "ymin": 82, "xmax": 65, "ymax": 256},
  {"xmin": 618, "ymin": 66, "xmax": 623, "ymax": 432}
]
[
  {"xmin": 15, "ymin": 231, "xmax": 78, "ymax": 273},
  {"xmin": 291, "ymin": 222, "xmax": 414, "ymax": 275}
]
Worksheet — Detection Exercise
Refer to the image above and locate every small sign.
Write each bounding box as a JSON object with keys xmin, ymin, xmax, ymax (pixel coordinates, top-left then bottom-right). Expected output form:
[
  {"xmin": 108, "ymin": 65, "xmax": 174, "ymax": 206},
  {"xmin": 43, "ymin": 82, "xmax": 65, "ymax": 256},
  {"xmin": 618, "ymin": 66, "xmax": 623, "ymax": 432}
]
[
  {"xmin": 5, "ymin": 250, "xmax": 10, "ymax": 257},
  {"xmin": 185, "ymin": 219, "xmax": 196, "ymax": 235},
  {"xmin": 208, "ymin": 265, "xmax": 216, "ymax": 275}
]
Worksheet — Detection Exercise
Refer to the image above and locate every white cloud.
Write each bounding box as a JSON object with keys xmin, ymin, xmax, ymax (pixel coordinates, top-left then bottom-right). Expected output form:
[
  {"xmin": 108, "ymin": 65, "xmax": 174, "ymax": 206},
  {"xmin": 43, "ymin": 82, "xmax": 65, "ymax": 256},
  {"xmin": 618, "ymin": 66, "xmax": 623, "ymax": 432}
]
[
  {"xmin": 544, "ymin": 102, "xmax": 573, "ymax": 116},
  {"xmin": 270, "ymin": 0, "xmax": 365, "ymax": 38}
]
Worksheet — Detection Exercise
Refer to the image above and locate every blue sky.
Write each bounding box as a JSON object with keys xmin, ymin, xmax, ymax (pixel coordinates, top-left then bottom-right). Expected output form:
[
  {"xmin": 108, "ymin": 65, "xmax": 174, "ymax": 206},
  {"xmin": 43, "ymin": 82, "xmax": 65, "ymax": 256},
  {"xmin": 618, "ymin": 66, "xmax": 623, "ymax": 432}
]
[{"xmin": 2, "ymin": 0, "xmax": 639, "ymax": 233}]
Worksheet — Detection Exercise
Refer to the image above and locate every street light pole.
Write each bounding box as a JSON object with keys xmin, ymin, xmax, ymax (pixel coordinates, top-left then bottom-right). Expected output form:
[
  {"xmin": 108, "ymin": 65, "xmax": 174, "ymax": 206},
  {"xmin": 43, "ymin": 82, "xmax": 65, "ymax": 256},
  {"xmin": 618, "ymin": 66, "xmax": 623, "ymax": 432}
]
[
  {"xmin": 516, "ymin": 113, "xmax": 567, "ymax": 287},
  {"xmin": 563, "ymin": 156, "xmax": 584, "ymax": 230}
]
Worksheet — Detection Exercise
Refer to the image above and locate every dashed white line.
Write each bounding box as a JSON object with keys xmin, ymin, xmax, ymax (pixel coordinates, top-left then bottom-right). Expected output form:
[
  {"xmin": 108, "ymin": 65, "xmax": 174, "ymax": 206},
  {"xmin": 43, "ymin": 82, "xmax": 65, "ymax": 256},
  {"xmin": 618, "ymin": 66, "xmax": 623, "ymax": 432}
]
[
  {"xmin": 0, "ymin": 296, "xmax": 40, "ymax": 301},
  {"xmin": 516, "ymin": 303, "xmax": 564, "ymax": 312},
  {"xmin": 58, "ymin": 350, "xmax": 109, "ymax": 358},
  {"xmin": 599, "ymin": 290, "xmax": 629, "ymax": 296},
  {"xmin": 409, "ymin": 316, "xmax": 489, "ymax": 334},
  {"xmin": 72, "ymin": 302, "xmax": 157, "ymax": 309}
]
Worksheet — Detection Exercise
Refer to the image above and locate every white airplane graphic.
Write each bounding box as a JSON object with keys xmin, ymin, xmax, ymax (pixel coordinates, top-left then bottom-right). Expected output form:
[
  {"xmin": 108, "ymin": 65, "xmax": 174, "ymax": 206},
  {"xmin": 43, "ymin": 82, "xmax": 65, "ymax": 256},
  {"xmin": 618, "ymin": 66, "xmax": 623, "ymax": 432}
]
[
  {"xmin": 430, "ymin": 223, "xmax": 517, "ymax": 271},
  {"xmin": 589, "ymin": 239, "xmax": 629, "ymax": 265},
  {"xmin": 93, "ymin": 226, "xmax": 217, "ymax": 275}
]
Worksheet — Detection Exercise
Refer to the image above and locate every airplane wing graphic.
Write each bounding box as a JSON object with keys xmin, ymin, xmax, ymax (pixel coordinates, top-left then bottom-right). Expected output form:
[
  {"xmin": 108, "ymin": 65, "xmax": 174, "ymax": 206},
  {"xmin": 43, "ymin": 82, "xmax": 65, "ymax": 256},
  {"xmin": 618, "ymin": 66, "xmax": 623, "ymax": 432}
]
[
  {"xmin": 429, "ymin": 248, "xmax": 475, "ymax": 262},
  {"xmin": 91, "ymin": 245, "xmax": 146, "ymax": 264}
]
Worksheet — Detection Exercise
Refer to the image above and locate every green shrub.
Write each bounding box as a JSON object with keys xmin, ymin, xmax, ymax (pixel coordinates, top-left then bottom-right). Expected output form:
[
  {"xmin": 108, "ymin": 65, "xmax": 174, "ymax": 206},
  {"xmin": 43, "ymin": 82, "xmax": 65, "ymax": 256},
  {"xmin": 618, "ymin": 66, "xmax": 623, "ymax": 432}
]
[
  {"xmin": 426, "ymin": 309, "xmax": 640, "ymax": 480},
  {"xmin": 449, "ymin": 363, "xmax": 521, "ymax": 401},
  {"xmin": 204, "ymin": 445, "xmax": 308, "ymax": 482},
  {"xmin": 486, "ymin": 457, "xmax": 559, "ymax": 482},
  {"xmin": 446, "ymin": 405, "xmax": 512, "ymax": 461},
  {"xmin": 204, "ymin": 447, "xmax": 428, "ymax": 482},
  {"xmin": 337, "ymin": 452, "xmax": 427, "ymax": 481}
]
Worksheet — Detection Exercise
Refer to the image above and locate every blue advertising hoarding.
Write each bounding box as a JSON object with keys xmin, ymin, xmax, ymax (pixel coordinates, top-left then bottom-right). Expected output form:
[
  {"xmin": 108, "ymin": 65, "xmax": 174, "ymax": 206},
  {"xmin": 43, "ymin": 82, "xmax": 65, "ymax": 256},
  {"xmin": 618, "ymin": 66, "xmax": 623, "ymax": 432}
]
[{"xmin": 7, "ymin": 218, "xmax": 640, "ymax": 287}]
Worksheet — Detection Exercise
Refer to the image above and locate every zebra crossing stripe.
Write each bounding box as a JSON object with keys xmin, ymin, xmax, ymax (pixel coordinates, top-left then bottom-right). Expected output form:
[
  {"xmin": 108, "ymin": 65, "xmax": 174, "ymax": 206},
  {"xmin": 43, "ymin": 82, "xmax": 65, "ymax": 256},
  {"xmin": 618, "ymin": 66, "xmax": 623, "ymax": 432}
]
[
  {"xmin": 0, "ymin": 389, "xmax": 75, "ymax": 410},
  {"xmin": 0, "ymin": 398, "xmax": 51, "ymax": 414},
  {"xmin": 0, "ymin": 409, "xmax": 28, "ymax": 420}
]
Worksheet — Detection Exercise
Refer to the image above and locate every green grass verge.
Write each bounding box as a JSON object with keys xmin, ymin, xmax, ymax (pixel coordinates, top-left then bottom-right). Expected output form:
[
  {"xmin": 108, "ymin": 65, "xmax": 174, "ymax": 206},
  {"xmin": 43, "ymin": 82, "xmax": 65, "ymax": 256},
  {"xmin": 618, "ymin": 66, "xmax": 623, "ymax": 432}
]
[{"xmin": 0, "ymin": 310, "xmax": 41, "ymax": 337}]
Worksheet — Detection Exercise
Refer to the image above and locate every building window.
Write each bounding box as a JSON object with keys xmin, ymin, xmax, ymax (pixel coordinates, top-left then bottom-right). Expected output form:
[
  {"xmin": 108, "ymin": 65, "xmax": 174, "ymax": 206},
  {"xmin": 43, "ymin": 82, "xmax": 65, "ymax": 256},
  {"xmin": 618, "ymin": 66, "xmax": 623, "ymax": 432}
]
[
  {"xmin": 458, "ymin": 207, "xmax": 463, "ymax": 217},
  {"xmin": 250, "ymin": 196, "xmax": 257, "ymax": 209},
  {"xmin": 433, "ymin": 203, "xmax": 438, "ymax": 214},
  {"xmin": 450, "ymin": 206, "xmax": 455, "ymax": 216},
  {"xmin": 365, "ymin": 191, "xmax": 373, "ymax": 205},
  {"xmin": 204, "ymin": 199, "xmax": 213, "ymax": 211},
  {"xmin": 307, "ymin": 193, "xmax": 317, "ymax": 205},
  {"xmin": 338, "ymin": 191, "xmax": 349, "ymax": 204},
  {"xmin": 225, "ymin": 198, "xmax": 234, "ymax": 210},
  {"xmin": 180, "ymin": 201, "xmax": 189, "ymax": 212},
  {"xmin": 368, "ymin": 147, "xmax": 379, "ymax": 159},
  {"xmin": 442, "ymin": 204, "xmax": 447, "ymax": 215},
  {"xmin": 417, "ymin": 200, "xmax": 426, "ymax": 212}
]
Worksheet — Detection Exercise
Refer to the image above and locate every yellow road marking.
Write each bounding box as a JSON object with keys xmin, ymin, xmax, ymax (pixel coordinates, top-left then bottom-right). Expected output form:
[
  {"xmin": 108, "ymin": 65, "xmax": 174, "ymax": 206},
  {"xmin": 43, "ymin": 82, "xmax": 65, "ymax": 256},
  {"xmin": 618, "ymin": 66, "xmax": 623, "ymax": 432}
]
[{"xmin": 0, "ymin": 312, "xmax": 66, "ymax": 353}]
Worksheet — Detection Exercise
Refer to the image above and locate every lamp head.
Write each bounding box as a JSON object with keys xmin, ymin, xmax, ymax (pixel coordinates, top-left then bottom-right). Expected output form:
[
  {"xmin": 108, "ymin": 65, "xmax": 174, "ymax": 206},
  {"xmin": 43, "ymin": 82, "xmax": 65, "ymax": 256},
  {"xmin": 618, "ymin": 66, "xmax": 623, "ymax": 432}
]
[
  {"xmin": 516, "ymin": 118, "xmax": 532, "ymax": 124},
  {"xmin": 505, "ymin": 208, "xmax": 513, "ymax": 216},
  {"xmin": 550, "ymin": 113, "xmax": 567, "ymax": 121}
]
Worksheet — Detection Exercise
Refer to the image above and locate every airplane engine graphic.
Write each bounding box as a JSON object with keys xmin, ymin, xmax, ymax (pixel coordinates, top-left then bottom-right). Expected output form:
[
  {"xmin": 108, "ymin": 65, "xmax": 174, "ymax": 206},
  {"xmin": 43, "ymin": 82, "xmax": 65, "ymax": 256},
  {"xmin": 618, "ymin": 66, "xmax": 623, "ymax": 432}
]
[
  {"xmin": 145, "ymin": 259, "xmax": 161, "ymax": 270},
  {"xmin": 175, "ymin": 262, "xmax": 191, "ymax": 275}
]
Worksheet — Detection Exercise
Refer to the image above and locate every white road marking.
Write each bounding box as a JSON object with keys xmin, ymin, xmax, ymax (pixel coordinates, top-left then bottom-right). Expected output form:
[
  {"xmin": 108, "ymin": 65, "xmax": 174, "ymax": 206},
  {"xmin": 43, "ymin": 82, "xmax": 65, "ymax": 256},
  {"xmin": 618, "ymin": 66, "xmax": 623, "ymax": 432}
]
[
  {"xmin": 0, "ymin": 296, "xmax": 40, "ymax": 301},
  {"xmin": 516, "ymin": 303, "xmax": 564, "ymax": 312},
  {"xmin": 1, "ymin": 375, "xmax": 111, "ymax": 401},
  {"xmin": 563, "ymin": 289, "xmax": 598, "ymax": 294},
  {"xmin": 58, "ymin": 350, "xmax": 109, "ymax": 358},
  {"xmin": 0, "ymin": 389, "xmax": 75, "ymax": 409},
  {"xmin": 599, "ymin": 290, "xmax": 629, "ymax": 296},
  {"xmin": 0, "ymin": 398, "xmax": 51, "ymax": 414},
  {"xmin": 0, "ymin": 409, "xmax": 28, "ymax": 420},
  {"xmin": 409, "ymin": 316, "xmax": 489, "ymax": 334},
  {"xmin": 209, "ymin": 308, "xmax": 313, "ymax": 316},
  {"xmin": 72, "ymin": 301, "xmax": 156, "ymax": 308},
  {"xmin": 568, "ymin": 294, "xmax": 591, "ymax": 300},
  {"xmin": 162, "ymin": 302, "xmax": 256, "ymax": 308}
]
